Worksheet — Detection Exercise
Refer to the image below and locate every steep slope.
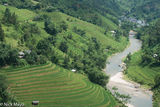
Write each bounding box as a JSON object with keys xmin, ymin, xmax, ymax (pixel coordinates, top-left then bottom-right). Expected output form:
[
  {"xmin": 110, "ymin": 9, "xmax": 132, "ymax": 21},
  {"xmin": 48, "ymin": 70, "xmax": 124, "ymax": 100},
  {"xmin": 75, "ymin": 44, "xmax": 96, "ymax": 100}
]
[
  {"xmin": 125, "ymin": 19, "xmax": 160, "ymax": 107},
  {"xmin": 0, "ymin": 4, "xmax": 129, "ymax": 106},
  {"xmin": 0, "ymin": 0, "xmax": 122, "ymax": 29},
  {"xmin": 117, "ymin": 0, "xmax": 160, "ymax": 21},
  {"xmin": 2, "ymin": 63, "xmax": 117, "ymax": 107},
  {"xmin": 130, "ymin": 0, "xmax": 160, "ymax": 21}
]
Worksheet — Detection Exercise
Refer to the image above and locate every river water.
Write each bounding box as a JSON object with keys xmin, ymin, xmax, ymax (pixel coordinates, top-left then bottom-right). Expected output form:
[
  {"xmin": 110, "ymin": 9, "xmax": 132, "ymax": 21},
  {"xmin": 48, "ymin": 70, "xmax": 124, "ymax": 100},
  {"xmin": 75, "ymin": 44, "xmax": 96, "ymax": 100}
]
[{"xmin": 105, "ymin": 34, "xmax": 153, "ymax": 107}]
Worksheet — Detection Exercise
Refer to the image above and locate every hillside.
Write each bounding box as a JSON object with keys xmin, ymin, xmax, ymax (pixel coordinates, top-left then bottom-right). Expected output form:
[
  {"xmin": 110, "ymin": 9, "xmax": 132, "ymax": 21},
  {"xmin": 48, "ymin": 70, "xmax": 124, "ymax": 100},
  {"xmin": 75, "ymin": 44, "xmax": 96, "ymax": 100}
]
[
  {"xmin": 117, "ymin": 0, "xmax": 160, "ymax": 21},
  {"xmin": 125, "ymin": 19, "xmax": 160, "ymax": 107},
  {"xmin": 1, "ymin": 63, "xmax": 116, "ymax": 107},
  {"xmin": 0, "ymin": 3, "xmax": 128, "ymax": 107},
  {"xmin": 0, "ymin": 0, "xmax": 122, "ymax": 29}
]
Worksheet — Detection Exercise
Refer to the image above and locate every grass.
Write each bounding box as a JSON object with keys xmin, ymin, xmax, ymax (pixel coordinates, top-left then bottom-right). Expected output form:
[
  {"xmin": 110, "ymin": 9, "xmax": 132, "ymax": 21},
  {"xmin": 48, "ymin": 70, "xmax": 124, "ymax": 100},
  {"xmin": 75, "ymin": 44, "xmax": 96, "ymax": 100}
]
[
  {"xmin": 3, "ymin": 63, "xmax": 117, "ymax": 107},
  {"xmin": 125, "ymin": 51, "xmax": 160, "ymax": 107},
  {"xmin": 126, "ymin": 51, "xmax": 160, "ymax": 87},
  {"xmin": 0, "ymin": 4, "xmax": 128, "ymax": 57},
  {"xmin": 0, "ymin": 5, "xmax": 129, "ymax": 107}
]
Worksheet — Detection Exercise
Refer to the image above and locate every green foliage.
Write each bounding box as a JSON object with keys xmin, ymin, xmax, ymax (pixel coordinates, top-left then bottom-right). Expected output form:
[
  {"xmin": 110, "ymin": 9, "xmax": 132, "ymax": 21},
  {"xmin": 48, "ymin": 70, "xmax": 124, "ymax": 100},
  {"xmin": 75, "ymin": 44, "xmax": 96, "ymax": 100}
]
[
  {"xmin": 38, "ymin": 0, "xmax": 121, "ymax": 28},
  {"xmin": 36, "ymin": 39, "xmax": 52, "ymax": 56},
  {"xmin": 0, "ymin": 73, "xmax": 17, "ymax": 103},
  {"xmin": 44, "ymin": 19, "xmax": 57, "ymax": 35},
  {"xmin": 0, "ymin": 4, "xmax": 129, "ymax": 106},
  {"xmin": 58, "ymin": 21, "xmax": 68, "ymax": 32},
  {"xmin": 0, "ymin": 0, "xmax": 33, "ymax": 9},
  {"xmin": 3, "ymin": 63, "xmax": 117, "ymax": 106},
  {"xmin": 2, "ymin": 8, "xmax": 17, "ymax": 25},
  {"xmin": 154, "ymin": 74, "xmax": 160, "ymax": 89},
  {"xmin": 0, "ymin": 74, "xmax": 8, "ymax": 103},
  {"xmin": 115, "ymin": 29, "xmax": 123, "ymax": 41},
  {"xmin": 24, "ymin": 50, "xmax": 38, "ymax": 65},
  {"xmin": 73, "ymin": 27, "xmax": 86, "ymax": 37},
  {"xmin": 0, "ymin": 24, "xmax": 5, "ymax": 42},
  {"xmin": 88, "ymin": 70, "xmax": 109, "ymax": 87},
  {"xmin": 59, "ymin": 41, "xmax": 68, "ymax": 53},
  {"xmin": 139, "ymin": 19, "xmax": 160, "ymax": 66},
  {"xmin": 126, "ymin": 51, "xmax": 160, "ymax": 107},
  {"xmin": 0, "ymin": 44, "xmax": 19, "ymax": 67}
]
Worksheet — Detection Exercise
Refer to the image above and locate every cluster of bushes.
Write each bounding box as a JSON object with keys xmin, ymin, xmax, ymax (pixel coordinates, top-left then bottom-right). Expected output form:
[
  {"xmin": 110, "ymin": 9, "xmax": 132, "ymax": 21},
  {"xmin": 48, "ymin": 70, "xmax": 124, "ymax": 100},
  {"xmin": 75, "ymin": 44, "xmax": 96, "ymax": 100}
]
[
  {"xmin": 2, "ymin": 8, "xmax": 17, "ymax": 25},
  {"xmin": 73, "ymin": 27, "xmax": 86, "ymax": 37},
  {"xmin": 133, "ymin": 19, "xmax": 160, "ymax": 107},
  {"xmin": 35, "ymin": 31, "xmax": 109, "ymax": 87},
  {"xmin": 0, "ymin": 74, "xmax": 18, "ymax": 103},
  {"xmin": 32, "ymin": 0, "xmax": 121, "ymax": 28},
  {"xmin": 0, "ymin": 7, "xmax": 109, "ymax": 89},
  {"xmin": 0, "ymin": 0, "xmax": 33, "ymax": 9},
  {"xmin": 44, "ymin": 19, "xmax": 68, "ymax": 36},
  {"xmin": 138, "ymin": 19, "xmax": 160, "ymax": 66}
]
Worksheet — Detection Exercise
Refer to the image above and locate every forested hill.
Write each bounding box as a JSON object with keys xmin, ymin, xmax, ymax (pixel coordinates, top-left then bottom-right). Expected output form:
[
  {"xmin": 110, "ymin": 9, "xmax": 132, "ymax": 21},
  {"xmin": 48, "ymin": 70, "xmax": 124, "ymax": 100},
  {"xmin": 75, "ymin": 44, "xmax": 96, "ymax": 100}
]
[
  {"xmin": 117, "ymin": 0, "xmax": 160, "ymax": 21},
  {"xmin": 0, "ymin": 0, "xmax": 122, "ymax": 28},
  {"xmin": 130, "ymin": 0, "xmax": 160, "ymax": 21},
  {"xmin": 0, "ymin": 0, "xmax": 129, "ymax": 106}
]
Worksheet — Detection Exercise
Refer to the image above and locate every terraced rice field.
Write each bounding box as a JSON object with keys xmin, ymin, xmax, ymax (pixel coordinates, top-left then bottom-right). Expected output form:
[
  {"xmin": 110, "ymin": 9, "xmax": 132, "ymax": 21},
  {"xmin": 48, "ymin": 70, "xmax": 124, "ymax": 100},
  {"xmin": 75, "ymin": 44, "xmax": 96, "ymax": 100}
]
[{"xmin": 5, "ymin": 63, "xmax": 116, "ymax": 107}]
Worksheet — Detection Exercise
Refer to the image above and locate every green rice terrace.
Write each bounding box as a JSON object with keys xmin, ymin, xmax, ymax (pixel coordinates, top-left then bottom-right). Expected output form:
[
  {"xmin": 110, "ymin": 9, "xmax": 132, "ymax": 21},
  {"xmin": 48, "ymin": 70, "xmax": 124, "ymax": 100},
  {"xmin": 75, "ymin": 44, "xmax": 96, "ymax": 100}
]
[{"xmin": 3, "ymin": 63, "xmax": 116, "ymax": 107}]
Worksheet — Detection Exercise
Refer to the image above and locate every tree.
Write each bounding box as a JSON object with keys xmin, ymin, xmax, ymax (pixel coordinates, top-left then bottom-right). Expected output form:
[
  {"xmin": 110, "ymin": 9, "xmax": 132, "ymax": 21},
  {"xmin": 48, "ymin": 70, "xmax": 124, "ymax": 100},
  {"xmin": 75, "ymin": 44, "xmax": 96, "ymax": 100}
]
[
  {"xmin": 154, "ymin": 74, "xmax": 160, "ymax": 88},
  {"xmin": 59, "ymin": 41, "xmax": 68, "ymax": 53},
  {"xmin": 8, "ymin": 49, "xmax": 19, "ymax": 66},
  {"xmin": 88, "ymin": 69, "xmax": 109, "ymax": 87},
  {"xmin": 24, "ymin": 50, "xmax": 38, "ymax": 65},
  {"xmin": 44, "ymin": 20, "xmax": 57, "ymax": 35},
  {"xmin": 36, "ymin": 39, "xmax": 52, "ymax": 56},
  {"xmin": 0, "ymin": 24, "xmax": 5, "ymax": 42},
  {"xmin": 59, "ymin": 21, "xmax": 68, "ymax": 31},
  {"xmin": 2, "ymin": 8, "xmax": 17, "ymax": 25},
  {"xmin": 10, "ymin": 12, "xmax": 17, "ymax": 25},
  {"xmin": 2, "ymin": 8, "xmax": 11, "ymax": 24},
  {"xmin": 63, "ymin": 56, "xmax": 71, "ymax": 69},
  {"xmin": 0, "ymin": 74, "xmax": 9, "ymax": 103},
  {"xmin": 51, "ymin": 55, "xmax": 59, "ymax": 64}
]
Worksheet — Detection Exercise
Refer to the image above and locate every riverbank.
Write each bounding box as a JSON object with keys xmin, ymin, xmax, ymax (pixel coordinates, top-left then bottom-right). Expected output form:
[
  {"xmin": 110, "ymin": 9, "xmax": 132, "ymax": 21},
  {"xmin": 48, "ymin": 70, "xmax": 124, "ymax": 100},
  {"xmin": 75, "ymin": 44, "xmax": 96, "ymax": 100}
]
[
  {"xmin": 109, "ymin": 71, "xmax": 153, "ymax": 107},
  {"xmin": 124, "ymin": 51, "xmax": 160, "ymax": 107},
  {"xmin": 105, "ymin": 34, "xmax": 153, "ymax": 107}
]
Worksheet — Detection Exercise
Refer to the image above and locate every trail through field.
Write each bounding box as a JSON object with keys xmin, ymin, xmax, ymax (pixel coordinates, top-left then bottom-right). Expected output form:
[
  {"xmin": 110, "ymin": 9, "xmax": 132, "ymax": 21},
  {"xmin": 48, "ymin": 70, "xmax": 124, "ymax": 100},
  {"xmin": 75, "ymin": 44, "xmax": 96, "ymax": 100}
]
[{"xmin": 105, "ymin": 33, "xmax": 153, "ymax": 107}]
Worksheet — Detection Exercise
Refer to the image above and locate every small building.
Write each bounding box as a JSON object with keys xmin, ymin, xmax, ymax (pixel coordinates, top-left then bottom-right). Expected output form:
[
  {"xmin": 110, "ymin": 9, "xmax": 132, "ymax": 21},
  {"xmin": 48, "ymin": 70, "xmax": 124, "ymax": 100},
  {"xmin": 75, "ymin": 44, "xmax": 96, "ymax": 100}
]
[
  {"xmin": 153, "ymin": 54, "xmax": 158, "ymax": 58},
  {"xmin": 18, "ymin": 52, "xmax": 25, "ymax": 58},
  {"xmin": 3, "ymin": 3, "xmax": 8, "ymax": 6},
  {"xmin": 110, "ymin": 31, "xmax": 116, "ymax": 36},
  {"xmin": 71, "ymin": 69, "xmax": 76, "ymax": 72},
  {"xmin": 110, "ymin": 31, "xmax": 116, "ymax": 34},
  {"xmin": 32, "ymin": 101, "xmax": 39, "ymax": 105}
]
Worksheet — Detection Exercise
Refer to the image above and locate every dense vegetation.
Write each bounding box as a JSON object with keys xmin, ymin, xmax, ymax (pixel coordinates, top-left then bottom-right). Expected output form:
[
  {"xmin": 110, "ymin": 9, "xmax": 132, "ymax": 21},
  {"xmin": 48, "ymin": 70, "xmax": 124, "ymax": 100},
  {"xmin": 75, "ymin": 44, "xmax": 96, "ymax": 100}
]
[
  {"xmin": 130, "ymin": 0, "xmax": 160, "ymax": 21},
  {"xmin": 125, "ymin": 19, "xmax": 160, "ymax": 107},
  {"xmin": 1, "ymin": 63, "xmax": 117, "ymax": 107},
  {"xmin": 0, "ymin": 0, "xmax": 121, "ymax": 29},
  {"xmin": 118, "ymin": 0, "xmax": 160, "ymax": 22},
  {"xmin": 0, "ymin": 1, "xmax": 128, "ymax": 105},
  {"xmin": 0, "ymin": 0, "xmax": 159, "ymax": 106}
]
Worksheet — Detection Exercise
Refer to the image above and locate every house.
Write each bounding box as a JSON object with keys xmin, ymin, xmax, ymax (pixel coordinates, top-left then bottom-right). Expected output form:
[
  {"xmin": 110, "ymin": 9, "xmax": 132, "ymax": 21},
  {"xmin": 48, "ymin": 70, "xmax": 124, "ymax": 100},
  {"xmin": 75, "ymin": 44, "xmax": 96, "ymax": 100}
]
[
  {"xmin": 32, "ymin": 101, "xmax": 39, "ymax": 105},
  {"xmin": 71, "ymin": 69, "xmax": 76, "ymax": 72},
  {"xmin": 153, "ymin": 54, "xmax": 158, "ymax": 58},
  {"xmin": 3, "ymin": 3, "xmax": 8, "ymax": 6},
  {"xmin": 110, "ymin": 31, "xmax": 116, "ymax": 36},
  {"xmin": 110, "ymin": 31, "xmax": 116, "ymax": 34},
  {"xmin": 18, "ymin": 52, "xmax": 25, "ymax": 58}
]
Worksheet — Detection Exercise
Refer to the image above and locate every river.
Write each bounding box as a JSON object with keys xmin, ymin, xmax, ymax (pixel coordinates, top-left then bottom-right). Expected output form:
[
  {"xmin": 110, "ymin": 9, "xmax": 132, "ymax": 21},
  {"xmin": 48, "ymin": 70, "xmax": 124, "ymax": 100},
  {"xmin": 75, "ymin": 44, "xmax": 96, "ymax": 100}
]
[{"xmin": 105, "ymin": 34, "xmax": 153, "ymax": 107}]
